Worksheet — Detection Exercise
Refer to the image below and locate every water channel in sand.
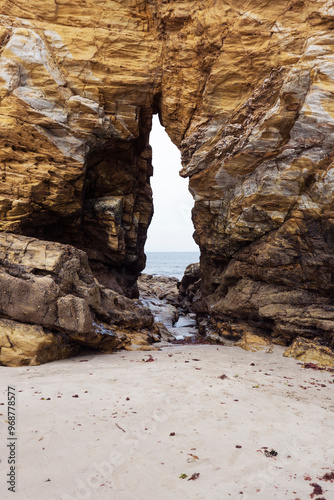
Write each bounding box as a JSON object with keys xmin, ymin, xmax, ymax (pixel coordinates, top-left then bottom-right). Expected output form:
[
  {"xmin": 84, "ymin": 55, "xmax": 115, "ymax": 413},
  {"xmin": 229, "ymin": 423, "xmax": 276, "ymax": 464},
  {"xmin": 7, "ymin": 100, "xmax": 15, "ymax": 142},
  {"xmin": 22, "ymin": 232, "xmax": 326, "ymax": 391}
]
[{"xmin": 138, "ymin": 274, "xmax": 198, "ymax": 342}]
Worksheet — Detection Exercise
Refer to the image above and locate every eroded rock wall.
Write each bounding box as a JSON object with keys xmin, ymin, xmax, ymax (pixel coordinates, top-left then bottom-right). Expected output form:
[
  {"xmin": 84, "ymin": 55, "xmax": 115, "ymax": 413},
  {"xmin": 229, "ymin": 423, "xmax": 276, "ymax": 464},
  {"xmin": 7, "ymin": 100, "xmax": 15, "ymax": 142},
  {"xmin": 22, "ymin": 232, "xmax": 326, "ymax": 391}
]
[
  {"xmin": 176, "ymin": 2, "xmax": 334, "ymax": 345},
  {"xmin": 0, "ymin": 233, "xmax": 158, "ymax": 365},
  {"xmin": 151, "ymin": 0, "xmax": 334, "ymax": 345},
  {"xmin": 0, "ymin": 1, "xmax": 159, "ymax": 293},
  {"xmin": 1, "ymin": 0, "xmax": 334, "ymax": 357}
]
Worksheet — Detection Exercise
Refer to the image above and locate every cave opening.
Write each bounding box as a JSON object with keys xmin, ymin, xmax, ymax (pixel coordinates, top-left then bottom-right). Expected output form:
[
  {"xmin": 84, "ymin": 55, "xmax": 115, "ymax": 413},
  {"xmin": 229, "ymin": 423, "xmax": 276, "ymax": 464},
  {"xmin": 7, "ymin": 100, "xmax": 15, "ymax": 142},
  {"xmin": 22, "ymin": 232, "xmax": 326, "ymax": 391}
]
[
  {"xmin": 81, "ymin": 112, "xmax": 153, "ymax": 298},
  {"xmin": 145, "ymin": 114, "xmax": 199, "ymax": 279},
  {"xmin": 19, "ymin": 110, "xmax": 199, "ymax": 297}
]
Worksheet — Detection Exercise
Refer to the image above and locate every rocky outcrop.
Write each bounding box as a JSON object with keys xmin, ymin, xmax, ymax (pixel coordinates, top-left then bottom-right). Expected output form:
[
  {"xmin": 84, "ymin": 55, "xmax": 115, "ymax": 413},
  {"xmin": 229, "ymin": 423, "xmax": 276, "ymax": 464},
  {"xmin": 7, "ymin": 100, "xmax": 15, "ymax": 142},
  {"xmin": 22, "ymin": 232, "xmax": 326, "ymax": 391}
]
[
  {"xmin": 1, "ymin": 1, "xmax": 334, "ymax": 360},
  {"xmin": 138, "ymin": 273, "xmax": 180, "ymax": 307},
  {"xmin": 0, "ymin": 233, "xmax": 158, "ymax": 366},
  {"xmin": 138, "ymin": 274, "xmax": 179, "ymax": 340},
  {"xmin": 284, "ymin": 337, "xmax": 334, "ymax": 368},
  {"xmin": 178, "ymin": 263, "xmax": 202, "ymax": 312},
  {"xmin": 0, "ymin": 4, "xmax": 157, "ymax": 296},
  {"xmin": 138, "ymin": 273, "xmax": 199, "ymax": 342}
]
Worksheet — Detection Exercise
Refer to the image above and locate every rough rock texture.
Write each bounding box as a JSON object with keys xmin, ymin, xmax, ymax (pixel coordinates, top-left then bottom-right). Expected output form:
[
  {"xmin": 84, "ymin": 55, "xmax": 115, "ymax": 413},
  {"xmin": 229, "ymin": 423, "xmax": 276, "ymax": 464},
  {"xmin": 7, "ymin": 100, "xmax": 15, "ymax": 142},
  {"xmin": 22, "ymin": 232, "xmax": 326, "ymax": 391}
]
[
  {"xmin": 284, "ymin": 337, "xmax": 334, "ymax": 368},
  {"xmin": 178, "ymin": 262, "xmax": 202, "ymax": 312},
  {"xmin": 0, "ymin": 318, "xmax": 79, "ymax": 366},
  {"xmin": 0, "ymin": 233, "xmax": 157, "ymax": 366},
  {"xmin": 234, "ymin": 332, "xmax": 272, "ymax": 353},
  {"xmin": 138, "ymin": 273, "xmax": 179, "ymax": 339},
  {"xmin": 1, "ymin": 1, "xmax": 334, "ymax": 355},
  {"xmin": 138, "ymin": 273, "xmax": 179, "ymax": 307},
  {"xmin": 0, "ymin": 2, "xmax": 158, "ymax": 296}
]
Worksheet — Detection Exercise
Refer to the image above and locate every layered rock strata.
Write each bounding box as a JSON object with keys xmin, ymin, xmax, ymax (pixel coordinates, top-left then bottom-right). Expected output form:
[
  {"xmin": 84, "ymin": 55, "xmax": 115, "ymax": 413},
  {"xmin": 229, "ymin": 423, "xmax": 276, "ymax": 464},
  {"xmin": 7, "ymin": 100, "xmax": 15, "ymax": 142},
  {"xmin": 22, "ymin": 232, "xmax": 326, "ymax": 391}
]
[
  {"xmin": 0, "ymin": 3, "xmax": 157, "ymax": 296},
  {"xmin": 0, "ymin": 233, "xmax": 157, "ymax": 366},
  {"xmin": 178, "ymin": 262, "xmax": 203, "ymax": 313},
  {"xmin": 1, "ymin": 1, "xmax": 334, "ymax": 363}
]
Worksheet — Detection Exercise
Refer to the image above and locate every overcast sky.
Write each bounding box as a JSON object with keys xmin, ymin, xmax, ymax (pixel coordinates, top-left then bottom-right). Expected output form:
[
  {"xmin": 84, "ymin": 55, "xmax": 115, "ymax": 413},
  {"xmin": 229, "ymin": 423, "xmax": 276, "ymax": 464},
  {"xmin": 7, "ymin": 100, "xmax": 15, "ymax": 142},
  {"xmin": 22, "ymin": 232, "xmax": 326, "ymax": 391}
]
[{"xmin": 145, "ymin": 115, "xmax": 199, "ymax": 252}]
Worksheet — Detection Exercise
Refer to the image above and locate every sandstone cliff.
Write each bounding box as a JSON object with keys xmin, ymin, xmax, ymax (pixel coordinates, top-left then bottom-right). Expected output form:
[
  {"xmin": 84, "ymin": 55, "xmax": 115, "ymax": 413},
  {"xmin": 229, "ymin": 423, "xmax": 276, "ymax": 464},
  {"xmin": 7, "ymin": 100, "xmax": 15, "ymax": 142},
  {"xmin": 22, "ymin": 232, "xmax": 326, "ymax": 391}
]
[{"xmin": 1, "ymin": 1, "xmax": 334, "ymax": 364}]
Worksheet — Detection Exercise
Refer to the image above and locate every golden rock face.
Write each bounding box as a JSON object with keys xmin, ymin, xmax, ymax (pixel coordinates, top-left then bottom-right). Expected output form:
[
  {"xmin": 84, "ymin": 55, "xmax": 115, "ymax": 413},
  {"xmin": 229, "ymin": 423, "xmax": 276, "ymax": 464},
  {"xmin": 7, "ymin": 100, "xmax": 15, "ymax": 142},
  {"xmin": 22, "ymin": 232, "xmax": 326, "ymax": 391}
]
[
  {"xmin": 0, "ymin": 318, "xmax": 78, "ymax": 367},
  {"xmin": 0, "ymin": 1, "xmax": 159, "ymax": 286},
  {"xmin": 235, "ymin": 333, "xmax": 271, "ymax": 353},
  {"xmin": 284, "ymin": 337, "xmax": 334, "ymax": 368},
  {"xmin": 1, "ymin": 1, "xmax": 334, "ymax": 347}
]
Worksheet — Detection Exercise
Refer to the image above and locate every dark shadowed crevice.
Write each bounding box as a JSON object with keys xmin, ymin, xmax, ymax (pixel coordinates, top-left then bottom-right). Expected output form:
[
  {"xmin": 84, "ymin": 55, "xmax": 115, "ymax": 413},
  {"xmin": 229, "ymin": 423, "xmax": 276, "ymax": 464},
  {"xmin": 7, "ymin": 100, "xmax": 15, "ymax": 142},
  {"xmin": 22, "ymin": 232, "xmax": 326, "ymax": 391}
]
[
  {"xmin": 81, "ymin": 113, "xmax": 154, "ymax": 297},
  {"xmin": 20, "ymin": 110, "xmax": 155, "ymax": 299}
]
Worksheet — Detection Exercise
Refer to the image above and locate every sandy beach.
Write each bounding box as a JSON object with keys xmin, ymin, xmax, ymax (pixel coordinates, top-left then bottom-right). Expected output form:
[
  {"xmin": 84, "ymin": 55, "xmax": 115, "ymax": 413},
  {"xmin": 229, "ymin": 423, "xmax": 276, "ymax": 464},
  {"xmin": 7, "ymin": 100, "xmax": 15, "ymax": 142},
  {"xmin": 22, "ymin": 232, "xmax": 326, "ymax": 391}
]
[{"xmin": 1, "ymin": 344, "xmax": 333, "ymax": 500}]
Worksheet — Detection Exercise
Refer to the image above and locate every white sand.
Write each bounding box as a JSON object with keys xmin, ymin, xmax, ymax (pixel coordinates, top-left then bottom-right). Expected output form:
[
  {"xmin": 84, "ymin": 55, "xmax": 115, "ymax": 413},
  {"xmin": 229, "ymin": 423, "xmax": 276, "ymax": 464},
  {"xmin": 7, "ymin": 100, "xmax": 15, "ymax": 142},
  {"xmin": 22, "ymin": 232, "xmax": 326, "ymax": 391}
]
[{"xmin": 1, "ymin": 344, "xmax": 334, "ymax": 500}]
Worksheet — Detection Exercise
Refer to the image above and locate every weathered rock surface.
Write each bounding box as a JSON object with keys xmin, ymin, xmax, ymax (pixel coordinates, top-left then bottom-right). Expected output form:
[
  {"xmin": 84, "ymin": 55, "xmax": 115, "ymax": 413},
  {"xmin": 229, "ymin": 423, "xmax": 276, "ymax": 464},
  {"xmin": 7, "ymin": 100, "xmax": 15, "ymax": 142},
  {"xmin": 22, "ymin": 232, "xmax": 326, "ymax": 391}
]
[
  {"xmin": 1, "ymin": 1, "xmax": 334, "ymax": 357},
  {"xmin": 138, "ymin": 273, "xmax": 179, "ymax": 340},
  {"xmin": 178, "ymin": 262, "xmax": 202, "ymax": 312},
  {"xmin": 138, "ymin": 273, "xmax": 179, "ymax": 306},
  {"xmin": 0, "ymin": 233, "xmax": 158, "ymax": 366},
  {"xmin": 138, "ymin": 273, "xmax": 199, "ymax": 341},
  {"xmin": 284, "ymin": 337, "xmax": 334, "ymax": 368},
  {"xmin": 235, "ymin": 332, "xmax": 272, "ymax": 353},
  {"xmin": 0, "ymin": 318, "xmax": 78, "ymax": 366},
  {"xmin": 0, "ymin": 3, "xmax": 157, "ymax": 296}
]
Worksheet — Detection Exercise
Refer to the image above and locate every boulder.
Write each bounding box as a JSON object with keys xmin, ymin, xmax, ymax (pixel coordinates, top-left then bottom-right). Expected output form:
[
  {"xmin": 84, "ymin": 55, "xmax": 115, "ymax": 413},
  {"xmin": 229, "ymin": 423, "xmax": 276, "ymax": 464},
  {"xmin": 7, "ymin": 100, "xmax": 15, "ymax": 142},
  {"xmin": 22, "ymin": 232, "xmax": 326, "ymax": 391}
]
[
  {"xmin": 178, "ymin": 263, "xmax": 204, "ymax": 313},
  {"xmin": 284, "ymin": 337, "xmax": 334, "ymax": 369},
  {"xmin": 235, "ymin": 333, "xmax": 272, "ymax": 353},
  {"xmin": 0, "ymin": 233, "xmax": 157, "ymax": 366},
  {"xmin": 0, "ymin": 318, "xmax": 78, "ymax": 367}
]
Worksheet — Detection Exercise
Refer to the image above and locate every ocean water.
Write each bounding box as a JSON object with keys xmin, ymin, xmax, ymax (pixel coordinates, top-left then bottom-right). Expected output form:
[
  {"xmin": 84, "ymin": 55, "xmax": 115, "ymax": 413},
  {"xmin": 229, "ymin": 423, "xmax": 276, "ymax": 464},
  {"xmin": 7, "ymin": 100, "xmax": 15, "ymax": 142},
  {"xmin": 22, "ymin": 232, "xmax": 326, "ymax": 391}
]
[{"xmin": 143, "ymin": 251, "xmax": 200, "ymax": 280}]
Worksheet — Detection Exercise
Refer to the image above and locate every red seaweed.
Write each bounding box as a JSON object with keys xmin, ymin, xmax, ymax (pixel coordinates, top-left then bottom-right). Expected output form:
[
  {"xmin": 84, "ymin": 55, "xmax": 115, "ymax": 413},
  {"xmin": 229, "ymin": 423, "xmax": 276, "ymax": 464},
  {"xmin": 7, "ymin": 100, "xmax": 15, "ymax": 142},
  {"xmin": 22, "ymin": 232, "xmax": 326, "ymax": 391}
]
[
  {"xmin": 303, "ymin": 363, "xmax": 334, "ymax": 373},
  {"xmin": 318, "ymin": 471, "xmax": 334, "ymax": 482},
  {"xmin": 310, "ymin": 483, "xmax": 323, "ymax": 498},
  {"xmin": 171, "ymin": 336, "xmax": 222, "ymax": 345}
]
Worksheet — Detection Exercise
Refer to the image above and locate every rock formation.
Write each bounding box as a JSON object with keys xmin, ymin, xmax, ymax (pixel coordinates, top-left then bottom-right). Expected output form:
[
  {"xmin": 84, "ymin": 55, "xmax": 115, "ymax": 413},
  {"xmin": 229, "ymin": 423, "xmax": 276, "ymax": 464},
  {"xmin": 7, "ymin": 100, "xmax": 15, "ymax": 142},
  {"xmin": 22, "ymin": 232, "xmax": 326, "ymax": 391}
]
[
  {"xmin": 138, "ymin": 274, "xmax": 180, "ymax": 341},
  {"xmin": 1, "ymin": 1, "xmax": 334, "ymax": 364},
  {"xmin": 283, "ymin": 337, "xmax": 334, "ymax": 368},
  {"xmin": 0, "ymin": 233, "xmax": 158, "ymax": 365},
  {"xmin": 178, "ymin": 262, "xmax": 202, "ymax": 312},
  {"xmin": 138, "ymin": 274, "xmax": 180, "ymax": 307}
]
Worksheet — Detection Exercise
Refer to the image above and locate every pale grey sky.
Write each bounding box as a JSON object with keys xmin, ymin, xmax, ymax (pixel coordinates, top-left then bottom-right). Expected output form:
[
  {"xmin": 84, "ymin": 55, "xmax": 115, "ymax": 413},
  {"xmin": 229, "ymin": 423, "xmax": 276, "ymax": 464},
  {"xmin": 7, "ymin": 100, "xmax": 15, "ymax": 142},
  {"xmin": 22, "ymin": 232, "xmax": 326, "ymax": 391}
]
[{"xmin": 145, "ymin": 115, "xmax": 199, "ymax": 252}]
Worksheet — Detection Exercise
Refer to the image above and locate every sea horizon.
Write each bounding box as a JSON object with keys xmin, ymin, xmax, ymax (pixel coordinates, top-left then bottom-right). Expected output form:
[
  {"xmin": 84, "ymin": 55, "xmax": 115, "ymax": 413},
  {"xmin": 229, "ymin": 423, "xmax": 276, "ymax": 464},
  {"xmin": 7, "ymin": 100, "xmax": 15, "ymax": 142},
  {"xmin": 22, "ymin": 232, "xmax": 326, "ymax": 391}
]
[
  {"xmin": 144, "ymin": 250, "xmax": 200, "ymax": 280},
  {"xmin": 145, "ymin": 250, "xmax": 200, "ymax": 253}
]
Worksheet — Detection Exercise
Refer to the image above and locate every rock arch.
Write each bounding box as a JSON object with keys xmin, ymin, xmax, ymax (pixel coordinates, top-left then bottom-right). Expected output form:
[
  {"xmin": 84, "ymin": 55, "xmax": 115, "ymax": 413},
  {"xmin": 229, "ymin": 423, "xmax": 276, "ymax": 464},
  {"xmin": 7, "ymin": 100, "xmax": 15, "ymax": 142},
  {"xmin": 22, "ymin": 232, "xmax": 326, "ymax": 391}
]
[{"xmin": 1, "ymin": 1, "xmax": 334, "ymax": 365}]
